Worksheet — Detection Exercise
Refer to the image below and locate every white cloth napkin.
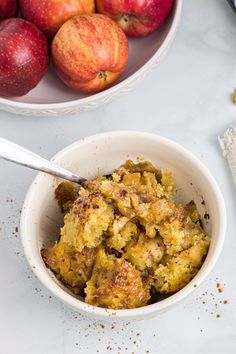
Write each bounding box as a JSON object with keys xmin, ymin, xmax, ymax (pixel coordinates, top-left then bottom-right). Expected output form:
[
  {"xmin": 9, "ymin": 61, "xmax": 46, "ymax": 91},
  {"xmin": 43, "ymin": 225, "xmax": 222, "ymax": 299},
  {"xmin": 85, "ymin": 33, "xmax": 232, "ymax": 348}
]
[{"xmin": 219, "ymin": 127, "xmax": 236, "ymax": 186}]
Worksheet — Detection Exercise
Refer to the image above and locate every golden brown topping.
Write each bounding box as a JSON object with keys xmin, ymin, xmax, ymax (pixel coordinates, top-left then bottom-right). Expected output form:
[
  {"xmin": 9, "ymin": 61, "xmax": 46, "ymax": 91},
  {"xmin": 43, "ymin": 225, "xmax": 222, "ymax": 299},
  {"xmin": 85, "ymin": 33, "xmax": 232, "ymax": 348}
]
[
  {"xmin": 41, "ymin": 242, "xmax": 97, "ymax": 294},
  {"xmin": 124, "ymin": 233, "xmax": 165, "ymax": 272},
  {"xmin": 107, "ymin": 218, "xmax": 137, "ymax": 252},
  {"xmin": 60, "ymin": 191, "xmax": 114, "ymax": 252},
  {"xmin": 120, "ymin": 160, "xmax": 158, "ymax": 174},
  {"xmin": 42, "ymin": 160, "xmax": 211, "ymax": 309},
  {"xmin": 85, "ymin": 249, "xmax": 150, "ymax": 309},
  {"xmin": 55, "ymin": 181, "xmax": 80, "ymax": 211},
  {"xmin": 154, "ymin": 237, "xmax": 210, "ymax": 293}
]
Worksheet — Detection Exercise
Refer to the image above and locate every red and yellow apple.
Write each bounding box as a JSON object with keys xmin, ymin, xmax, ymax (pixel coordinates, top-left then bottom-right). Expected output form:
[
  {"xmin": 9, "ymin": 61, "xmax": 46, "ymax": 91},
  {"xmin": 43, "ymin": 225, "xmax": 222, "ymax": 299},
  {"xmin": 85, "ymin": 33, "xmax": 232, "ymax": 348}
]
[
  {"xmin": 96, "ymin": 0, "xmax": 174, "ymax": 37},
  {"xmin": 19, "ymin": 0, "xmax": 95, "ymax": 39},
  {"xmin": 0, "ymin": 18, "xmax": 49, "ymax": 97},
  {"xmin": 0, "ymin": 0, "xmax": 18, "ymax": 19},
  {"xmin": 52, "ymin": 14, "xmax": 128, "ymax": 93}
]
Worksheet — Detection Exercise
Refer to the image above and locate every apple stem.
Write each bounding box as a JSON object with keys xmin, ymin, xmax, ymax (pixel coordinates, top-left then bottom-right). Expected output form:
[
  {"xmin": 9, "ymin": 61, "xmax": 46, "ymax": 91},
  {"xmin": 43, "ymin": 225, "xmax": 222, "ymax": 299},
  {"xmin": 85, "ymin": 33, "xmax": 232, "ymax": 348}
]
[
  {"xmin": 122, "ymin": 14, "xmax": 129, "ymax": 23},
  {"xmin": 119, "ymin": 13, "xmax": 138, "ymax": 27},
  {"xmin": 99, "ymin": 71, "xmax": 108, "ymax": 81}
]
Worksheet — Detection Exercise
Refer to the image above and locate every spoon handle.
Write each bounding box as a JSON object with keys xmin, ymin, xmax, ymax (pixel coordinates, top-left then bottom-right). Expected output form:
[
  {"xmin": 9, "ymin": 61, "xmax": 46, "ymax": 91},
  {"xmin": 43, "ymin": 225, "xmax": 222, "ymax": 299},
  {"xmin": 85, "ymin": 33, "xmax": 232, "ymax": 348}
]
[{"xmin": 0, "ymin": 137, "xmax": 82, "ymax": 183}]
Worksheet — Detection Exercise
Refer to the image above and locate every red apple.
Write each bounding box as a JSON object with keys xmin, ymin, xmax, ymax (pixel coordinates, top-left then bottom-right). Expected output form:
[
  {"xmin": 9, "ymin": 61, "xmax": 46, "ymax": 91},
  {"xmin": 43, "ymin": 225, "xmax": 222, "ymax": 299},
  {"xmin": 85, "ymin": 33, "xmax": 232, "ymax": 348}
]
[
  {"xmin": 0, "ymin": 0, "xmax": 18, "ymax": 19},
  {"xmin": 19, "ymin": 0, "xmax": 95, "ymax": 39},
  {"xmin": 96, "ymin": 0, "xmax": 174, "ymax": 37},
  {"xmin": 52, "ymin": 14, "xmax": 128, "ymax": 93},
  {"xmin": 0, "ymin": 18, "xmax": 49, "ymax": 97}
]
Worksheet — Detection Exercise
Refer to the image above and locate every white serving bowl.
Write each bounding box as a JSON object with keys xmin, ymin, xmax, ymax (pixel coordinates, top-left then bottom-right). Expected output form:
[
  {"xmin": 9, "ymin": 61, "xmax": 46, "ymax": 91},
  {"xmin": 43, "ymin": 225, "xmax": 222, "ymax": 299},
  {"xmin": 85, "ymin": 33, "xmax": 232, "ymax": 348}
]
[
  {"xmin": 0, "ymin": 1, "xmax": 182, "ymax": 117},
  {"xmin": 20, "ymin": 131, "xmax": 226, "ymax": 321}
]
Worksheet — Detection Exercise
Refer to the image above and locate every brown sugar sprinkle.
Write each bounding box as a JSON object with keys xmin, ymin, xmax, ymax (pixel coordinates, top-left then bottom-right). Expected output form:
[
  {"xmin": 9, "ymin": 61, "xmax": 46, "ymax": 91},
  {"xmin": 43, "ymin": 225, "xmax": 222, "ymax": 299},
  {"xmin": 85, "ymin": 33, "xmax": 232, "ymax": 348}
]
[
  {"xmin": 216, "ymin": 314, "xmax": 220, "ymax": 318},
  {"xmin": 216, "ymin": 282, "xmax": 223, "ymax": 293},
  {"xmin": 223, "ymin": 300, "xmax": 228, "ymax": 304}
]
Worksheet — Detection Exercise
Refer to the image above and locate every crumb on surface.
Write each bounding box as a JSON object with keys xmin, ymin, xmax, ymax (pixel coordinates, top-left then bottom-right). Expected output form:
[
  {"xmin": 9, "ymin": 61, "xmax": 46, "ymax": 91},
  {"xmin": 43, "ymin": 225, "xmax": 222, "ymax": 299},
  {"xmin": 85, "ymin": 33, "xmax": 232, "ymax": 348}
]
[
  {"xmin": 232, "ymin": 89, "xmax": 236, "ymax": 104},
  {"xmin": 216, "ymin": 282, "xmax": 223, "ymax": 293}
]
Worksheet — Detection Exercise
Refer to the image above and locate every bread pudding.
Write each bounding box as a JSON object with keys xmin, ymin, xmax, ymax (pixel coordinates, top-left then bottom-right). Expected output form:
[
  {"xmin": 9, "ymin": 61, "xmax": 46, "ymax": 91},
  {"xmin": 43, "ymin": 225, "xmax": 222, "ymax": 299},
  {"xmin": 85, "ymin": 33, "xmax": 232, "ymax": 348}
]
[{"xmin": 42, "ymin": 160, "xmax": 210, "ymax": 309}]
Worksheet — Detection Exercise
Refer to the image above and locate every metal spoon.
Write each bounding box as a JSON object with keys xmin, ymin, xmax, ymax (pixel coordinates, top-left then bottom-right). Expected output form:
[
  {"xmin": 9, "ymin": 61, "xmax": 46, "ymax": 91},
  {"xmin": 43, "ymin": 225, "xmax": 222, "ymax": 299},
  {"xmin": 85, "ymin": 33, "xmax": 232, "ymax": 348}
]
[{"xmin": 0, "ymin": 137, "xmax": 83, "ymax": 183}]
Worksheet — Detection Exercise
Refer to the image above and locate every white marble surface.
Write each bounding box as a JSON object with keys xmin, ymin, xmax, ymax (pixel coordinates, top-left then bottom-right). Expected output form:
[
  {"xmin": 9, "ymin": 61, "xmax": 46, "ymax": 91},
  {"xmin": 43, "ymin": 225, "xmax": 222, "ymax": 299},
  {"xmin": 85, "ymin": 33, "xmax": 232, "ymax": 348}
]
[{"xmin": 1, "ymin": 0, "xmax": 236, "ymax": 353}]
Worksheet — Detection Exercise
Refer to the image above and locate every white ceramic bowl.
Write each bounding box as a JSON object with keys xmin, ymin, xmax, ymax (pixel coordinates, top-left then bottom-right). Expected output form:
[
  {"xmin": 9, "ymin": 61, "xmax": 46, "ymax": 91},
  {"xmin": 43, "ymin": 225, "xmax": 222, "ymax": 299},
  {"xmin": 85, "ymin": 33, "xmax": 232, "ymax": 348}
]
[
  {"xmin": 0, "ymin": 1, "xmax": 182, "ymax": 117},
  {"xmin": 20, "ymin": 131, "xmax": 226, "ymax": 321}
]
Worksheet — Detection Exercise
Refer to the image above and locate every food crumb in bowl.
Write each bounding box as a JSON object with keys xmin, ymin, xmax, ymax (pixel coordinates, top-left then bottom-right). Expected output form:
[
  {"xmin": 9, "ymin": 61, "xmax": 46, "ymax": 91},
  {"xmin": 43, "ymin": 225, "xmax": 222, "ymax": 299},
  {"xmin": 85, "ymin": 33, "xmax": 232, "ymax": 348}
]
[
  {"xmin": 42, "ymin": 160, "xmax": 210, "ymax": 310},
  {"xmin": 204, "ymin": 212, "xmax": 210, "ymax": 220}
]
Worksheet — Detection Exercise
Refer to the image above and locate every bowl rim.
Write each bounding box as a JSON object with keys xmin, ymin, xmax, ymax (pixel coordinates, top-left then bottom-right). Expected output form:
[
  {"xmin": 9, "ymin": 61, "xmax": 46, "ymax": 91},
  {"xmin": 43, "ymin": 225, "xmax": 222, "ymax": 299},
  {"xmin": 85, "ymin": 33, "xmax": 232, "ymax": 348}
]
[
  {"xmin": 0, "ymin": 0, "xmax": 183, "ymax": 111},
  {"xmin": 20, "ymin": 131, "xmax": 227, "ymax": 319}
]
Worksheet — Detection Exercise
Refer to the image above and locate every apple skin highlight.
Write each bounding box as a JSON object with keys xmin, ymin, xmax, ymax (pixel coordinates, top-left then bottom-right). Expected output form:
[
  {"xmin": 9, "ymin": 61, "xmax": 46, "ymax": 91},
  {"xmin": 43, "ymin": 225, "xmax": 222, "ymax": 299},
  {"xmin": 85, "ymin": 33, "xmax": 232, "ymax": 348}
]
[
  {"xmin": 52, "ymin": 14, "xmax": 128, "ymax": 93},
  {"xmin": 0, "ymin": 18, "xmax": 49, "ymax": 97},
  {"xmin": 19, "ymin": 0, "xmax": 95, "ymax": 39},
  {"xmin": 96, "ymin": 0, "xmax": 174, "ymax": 37}
]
